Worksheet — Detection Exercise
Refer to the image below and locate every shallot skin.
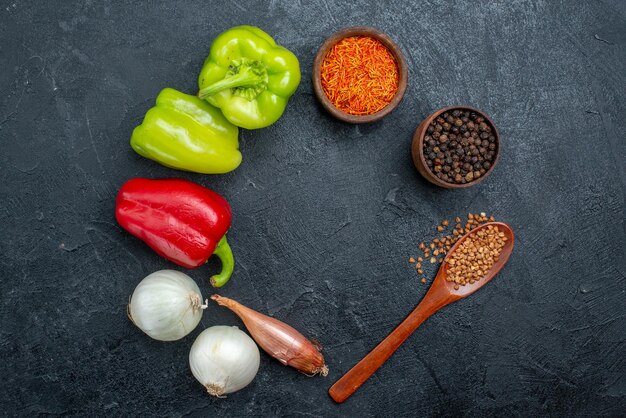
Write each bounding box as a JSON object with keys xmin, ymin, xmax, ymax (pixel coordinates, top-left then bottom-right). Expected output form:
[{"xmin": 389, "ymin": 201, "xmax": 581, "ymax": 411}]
[{"xmin": 212, "ymin": 295, "xmax": 328, "ymax": 376}]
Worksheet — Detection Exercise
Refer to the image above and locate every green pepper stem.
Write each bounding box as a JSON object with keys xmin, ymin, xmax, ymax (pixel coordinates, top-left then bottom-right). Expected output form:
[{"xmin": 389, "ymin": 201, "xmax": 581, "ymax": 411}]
[
  {"xmin": 210, "ymin": 235, "xmax": 235, "ymax": 288},
  {"xmin": 198, "ymin": 59, "xmax": 268, "ymax": 100}
]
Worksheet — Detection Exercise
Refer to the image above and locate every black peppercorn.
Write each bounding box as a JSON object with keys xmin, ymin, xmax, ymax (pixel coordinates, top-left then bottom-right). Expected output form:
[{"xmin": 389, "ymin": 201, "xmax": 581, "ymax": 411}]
[{"xmin": 422, "ymin": 109, "xmax": 497, "ymax": 185}]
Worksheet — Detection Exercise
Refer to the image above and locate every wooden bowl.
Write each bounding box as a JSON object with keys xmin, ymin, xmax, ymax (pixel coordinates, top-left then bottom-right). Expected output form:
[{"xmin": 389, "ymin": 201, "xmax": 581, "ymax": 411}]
[
  {"xmin": 411, "ymin": 106, "xmax": 500, "ymax": 188},
  {"xmin": 312, "ymin": 26, "xmax": 408, "ymax": 124}
]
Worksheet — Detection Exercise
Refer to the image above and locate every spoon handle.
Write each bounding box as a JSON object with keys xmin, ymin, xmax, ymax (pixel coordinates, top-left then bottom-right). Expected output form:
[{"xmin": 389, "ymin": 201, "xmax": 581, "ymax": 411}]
[{"xmin": 329, "ymin": 294, "xmax": 450, "ymax": 403}]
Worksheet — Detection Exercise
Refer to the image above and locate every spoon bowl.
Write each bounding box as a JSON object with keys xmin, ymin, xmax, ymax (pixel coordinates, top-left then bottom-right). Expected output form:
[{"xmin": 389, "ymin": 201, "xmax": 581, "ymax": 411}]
[
  {"xmin": 437, "ymin": 222, "xmax": 515, "ymax": 299},
  {"xmin": 329, "ymin": 222, "xmax": 515, "ymax": 403}
]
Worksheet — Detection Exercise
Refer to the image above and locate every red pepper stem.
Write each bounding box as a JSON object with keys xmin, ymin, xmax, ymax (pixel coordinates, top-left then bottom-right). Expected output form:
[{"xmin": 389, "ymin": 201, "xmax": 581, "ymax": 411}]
[{"xmin": 210, "ymin": 235, "xmax": 235, "ymax": 288}]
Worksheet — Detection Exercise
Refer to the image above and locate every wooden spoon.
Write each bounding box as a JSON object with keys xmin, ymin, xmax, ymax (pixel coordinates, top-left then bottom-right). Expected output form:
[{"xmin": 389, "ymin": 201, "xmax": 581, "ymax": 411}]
[{"xmin": 329, "ymin": 222, "xmax": 515, "ymax": 403}]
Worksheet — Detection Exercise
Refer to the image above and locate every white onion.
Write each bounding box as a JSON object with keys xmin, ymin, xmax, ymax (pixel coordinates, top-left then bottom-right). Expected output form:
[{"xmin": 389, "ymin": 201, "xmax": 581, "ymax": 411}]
[
  {"xmin": 189, "ymin": 326, "xmax": 260, "ymax": 397},
  {"xmin": 128, "ymin": 270, "xmax": 206, "ymax": 341}
]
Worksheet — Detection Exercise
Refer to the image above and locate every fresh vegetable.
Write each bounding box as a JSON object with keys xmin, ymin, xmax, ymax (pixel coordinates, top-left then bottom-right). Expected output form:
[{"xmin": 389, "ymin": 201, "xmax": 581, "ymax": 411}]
[
  {"xmin": 128, "ymin": 270, "xmax": 206, "ymax": 341},
  {"xmin": 115, "ymin": 178, "xmax": 235, "ymax": 287},
  {"xmin": 197, "ymin": 26, "xmax": 301, "ymax": 129},
  {"xmin": 189, "ymin": 326, "xmax": 260, "ymax": 397},
  {"xmin": 211, "ymin": 295, "xmax": 328, "ymax": 376},
  {"xmin": 130, "ymin": 88, "xmax": 241, "ymax": 174}
]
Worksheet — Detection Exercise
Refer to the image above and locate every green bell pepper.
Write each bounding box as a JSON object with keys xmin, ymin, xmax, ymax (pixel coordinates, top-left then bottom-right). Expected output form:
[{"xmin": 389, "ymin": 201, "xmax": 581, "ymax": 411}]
[
  {"xmin": 130, "ymin": 88, "xmax": 241, "ymax": 174},
  {"xmin": 197, "ymin": 26, "xmax": 301, "ymax": 130}
]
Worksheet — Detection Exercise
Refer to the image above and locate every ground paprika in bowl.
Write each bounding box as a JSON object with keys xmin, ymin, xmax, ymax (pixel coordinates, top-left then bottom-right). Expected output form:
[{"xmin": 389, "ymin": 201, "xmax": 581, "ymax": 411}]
[{"xmin": 312, "ymin": 26, "xmax": 408, "ymax": 123}]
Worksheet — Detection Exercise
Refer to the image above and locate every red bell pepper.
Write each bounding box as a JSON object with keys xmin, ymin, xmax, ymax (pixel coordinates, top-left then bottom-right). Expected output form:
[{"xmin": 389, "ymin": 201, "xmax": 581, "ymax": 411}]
[{"xmin": 115, "ymin": 178, "xmax": 235, "ymax": 287}]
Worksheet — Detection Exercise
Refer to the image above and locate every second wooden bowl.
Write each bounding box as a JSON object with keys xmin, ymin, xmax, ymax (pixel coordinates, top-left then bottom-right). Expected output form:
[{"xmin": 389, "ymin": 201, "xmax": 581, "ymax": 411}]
[
  {"xmin": 312, "ymin": 26, "xmax": 408, "ymax": 124},
  {"xmin": 411, "ymin": 106, "xmax": 500, "ymax": 188}
]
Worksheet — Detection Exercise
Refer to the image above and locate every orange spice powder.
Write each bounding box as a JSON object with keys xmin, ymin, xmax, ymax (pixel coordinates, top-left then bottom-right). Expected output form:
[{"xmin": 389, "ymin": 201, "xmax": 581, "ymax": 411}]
[{"xmin": 320, "ymin": 36, "xmax": 399, "ymax": 116}]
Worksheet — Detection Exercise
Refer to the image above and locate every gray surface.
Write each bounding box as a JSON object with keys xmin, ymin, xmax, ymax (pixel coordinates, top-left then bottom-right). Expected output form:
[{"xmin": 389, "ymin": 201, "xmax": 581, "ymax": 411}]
[{"xmin": 1, "ymin": 0, "xmax": 625, "ymax": 416}]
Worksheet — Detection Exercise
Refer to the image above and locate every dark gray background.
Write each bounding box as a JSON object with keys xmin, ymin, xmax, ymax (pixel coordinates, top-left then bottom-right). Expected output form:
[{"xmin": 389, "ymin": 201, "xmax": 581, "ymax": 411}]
[{"xmin": 1, "ymin": 0, "xmax": 624, "ymax": 416}]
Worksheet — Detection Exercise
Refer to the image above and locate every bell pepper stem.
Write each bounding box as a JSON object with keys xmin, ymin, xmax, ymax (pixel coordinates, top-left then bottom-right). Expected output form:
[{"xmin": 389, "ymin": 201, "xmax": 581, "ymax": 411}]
[
  {"xmin": 198, "ymin": 59, "xmax": 268, "ymax": 100},
  {"xmin": 210, "ymin": 235, "xmax": 235, "ymax": 287}
]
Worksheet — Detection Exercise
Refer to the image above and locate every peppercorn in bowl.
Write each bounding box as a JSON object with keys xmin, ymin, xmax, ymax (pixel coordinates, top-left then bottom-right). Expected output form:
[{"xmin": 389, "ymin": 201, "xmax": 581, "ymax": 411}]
[{"xmin": 411, "ymin": 106, "xmax": 500, "ymax": 188}]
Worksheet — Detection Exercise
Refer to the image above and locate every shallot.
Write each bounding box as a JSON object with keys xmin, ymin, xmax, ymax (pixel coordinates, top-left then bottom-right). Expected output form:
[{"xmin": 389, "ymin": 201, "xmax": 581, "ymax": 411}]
[{"xmin": 211, "ymin": 295, "xmax": 328, "ymax": 376}]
